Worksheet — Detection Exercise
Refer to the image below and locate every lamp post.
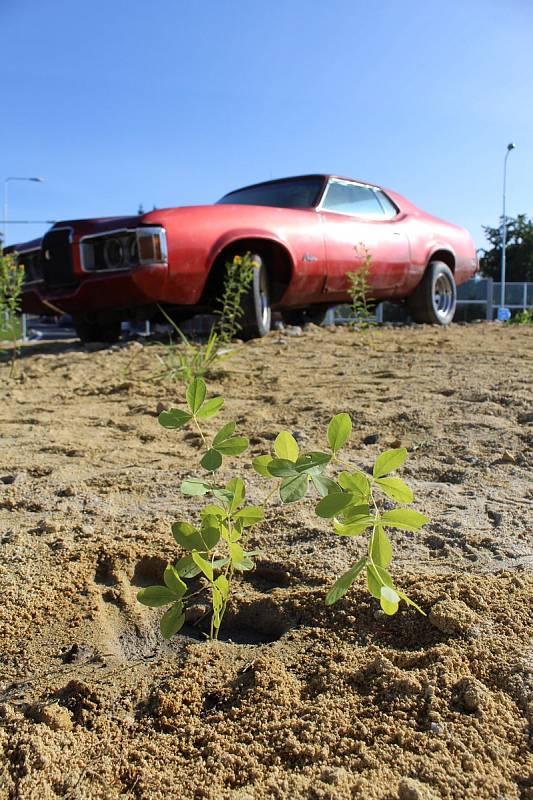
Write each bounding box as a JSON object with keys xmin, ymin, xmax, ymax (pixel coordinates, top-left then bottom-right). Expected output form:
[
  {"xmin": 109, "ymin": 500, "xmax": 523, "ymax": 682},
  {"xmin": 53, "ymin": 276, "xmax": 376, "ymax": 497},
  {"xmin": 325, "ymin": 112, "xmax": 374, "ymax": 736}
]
[
  {"xmin": 2, "ymin": 177, "xmax": 44, "ymax": 247},
  {"xmin": 498, "ymin": 143, "xmax": 516, "ymax": 320}
]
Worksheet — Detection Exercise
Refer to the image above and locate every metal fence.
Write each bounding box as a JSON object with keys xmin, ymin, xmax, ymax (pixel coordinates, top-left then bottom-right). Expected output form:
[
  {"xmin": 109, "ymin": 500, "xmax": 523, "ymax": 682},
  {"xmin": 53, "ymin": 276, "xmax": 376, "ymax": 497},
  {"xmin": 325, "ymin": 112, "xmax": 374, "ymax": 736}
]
[{"xmin": 456, "ymin": 279, "xmax": 533, "ymax": 320}]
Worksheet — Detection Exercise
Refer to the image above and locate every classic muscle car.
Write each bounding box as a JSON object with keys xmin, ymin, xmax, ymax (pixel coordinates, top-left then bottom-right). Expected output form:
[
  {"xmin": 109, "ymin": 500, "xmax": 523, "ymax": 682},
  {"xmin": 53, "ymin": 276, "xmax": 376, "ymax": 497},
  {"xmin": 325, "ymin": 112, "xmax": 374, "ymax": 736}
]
[{"xmin": 12, "ymin": 174, "xmax": 478, "ymax": 342}]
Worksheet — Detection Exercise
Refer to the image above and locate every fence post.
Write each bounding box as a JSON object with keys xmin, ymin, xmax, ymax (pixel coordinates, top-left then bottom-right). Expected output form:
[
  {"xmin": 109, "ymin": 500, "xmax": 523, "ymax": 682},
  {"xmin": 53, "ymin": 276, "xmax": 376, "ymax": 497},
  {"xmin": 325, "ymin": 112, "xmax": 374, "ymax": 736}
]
[
  {"xmin": 486, "ymin": 279, "xmax": 493, "ymax": 321},
  {"xmin": 22, "ymin": 313, "xmax": 28, "ymax": 342},
  {"xmin": 375, "ymin": 303, "xmax": 383, "ymax": 324},
  {"xmin": 523, "ymin": 282, "xmax": 528, "ymax": 311}
]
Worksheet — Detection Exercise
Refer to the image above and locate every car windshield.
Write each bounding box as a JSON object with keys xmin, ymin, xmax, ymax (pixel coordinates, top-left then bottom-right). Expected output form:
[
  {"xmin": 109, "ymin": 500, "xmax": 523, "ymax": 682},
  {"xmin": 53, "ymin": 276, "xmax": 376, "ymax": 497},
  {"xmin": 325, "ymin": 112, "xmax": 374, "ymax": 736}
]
[{"xmin": 217, "ymin": 176, "xmax": 324, "ymax": 209}]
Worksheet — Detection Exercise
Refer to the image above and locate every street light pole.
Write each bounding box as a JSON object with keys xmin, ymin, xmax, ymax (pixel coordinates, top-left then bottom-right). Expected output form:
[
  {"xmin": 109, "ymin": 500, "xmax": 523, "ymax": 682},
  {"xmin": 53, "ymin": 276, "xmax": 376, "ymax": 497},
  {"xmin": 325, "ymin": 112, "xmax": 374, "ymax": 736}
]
[
  {"xmin": 2, "ymin": 176, "xmax": 44, "ymax": 247},
  {"xmin": 499, "ymin": 143, "xmax": 516, "ymax": 317}
]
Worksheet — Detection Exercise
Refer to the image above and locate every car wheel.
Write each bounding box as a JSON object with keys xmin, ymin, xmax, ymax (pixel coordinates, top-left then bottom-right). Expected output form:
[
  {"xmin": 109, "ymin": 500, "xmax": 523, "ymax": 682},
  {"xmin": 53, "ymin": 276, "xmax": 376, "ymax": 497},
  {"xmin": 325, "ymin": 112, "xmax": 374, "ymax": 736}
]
[
  {"xmin": 240, "ymin": 254, "xmax": 271, "ymax": 338},
  {"xmin": 407, "ymin": 261, "xmax": 457, "ymax": 325},
  {"xmin": 281, "ymin": 307, "xmax": 329, "ymax": 326},
  {"xmin": 73, "ymin": 316, "xmax": 121, "ymax": 344}
]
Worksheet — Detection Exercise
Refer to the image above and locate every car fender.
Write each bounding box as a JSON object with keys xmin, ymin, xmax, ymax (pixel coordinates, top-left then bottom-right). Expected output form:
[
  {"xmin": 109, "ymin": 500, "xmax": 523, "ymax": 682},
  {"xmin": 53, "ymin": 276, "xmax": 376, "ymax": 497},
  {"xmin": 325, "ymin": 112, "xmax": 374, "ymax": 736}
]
[{"xmin": 207, "ymin": 228, "xmax": 296, "ymax": 274}]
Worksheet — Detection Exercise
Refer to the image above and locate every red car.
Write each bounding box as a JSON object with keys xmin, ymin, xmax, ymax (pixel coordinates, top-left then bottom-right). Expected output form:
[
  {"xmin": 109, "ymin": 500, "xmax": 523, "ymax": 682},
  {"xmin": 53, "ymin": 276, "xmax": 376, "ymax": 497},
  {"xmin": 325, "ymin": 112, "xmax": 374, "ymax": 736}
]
[{"xmin": 13, "ymin": 174, "xmax": 477, "ymax": 342}]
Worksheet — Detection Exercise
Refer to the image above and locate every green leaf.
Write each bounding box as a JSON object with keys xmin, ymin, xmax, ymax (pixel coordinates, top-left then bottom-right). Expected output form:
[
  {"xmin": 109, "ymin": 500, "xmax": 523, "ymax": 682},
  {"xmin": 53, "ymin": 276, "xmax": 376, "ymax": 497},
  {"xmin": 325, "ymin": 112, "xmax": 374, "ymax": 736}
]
[
  {"xmin": 315, "ymin": 492, "xmax": 353, "ymax": 518},
  {"xmin": 375, "ymin": 476, "xmax": 413, "ymax": 504},
  {"xmin": 366, "ymin": 563, "xmax": 394, "ymax": 599},
  {"xmin": 381, "ymin": 508, "xmax": 428, "ymax": 531},
  {"xmin": 213, "ymin": 421, "xmax": 236, "ymax": 446},
  {"xmin": 373, "ymin": 448, "xmax": 408, "ymax": 478},
  {"xmin": 342, "ymin": 503, "xmax": 371, "ymax": 522},
  {"xmin": 234, "ymin": 505, "xmax": 264, "ymax": 527},
  {"xmin": 227, "ymin": 477, "xmax": 245, "ymax": 511},
  {"xmin": 172, "ymin": 520, "xmax": 201, "ymax": 550},
  {"xmin": 163, "ymin": 565, "xmax": 187, "ymax": 597},
  {"xmin": 327, "ymin": 413, "xmax": 352, "ymax": 453},
  {"xmin": 196, "ymin": 396, "xmax": 224, "ymax": 419},
  {"xmin": 274, "ymin": 431, "xmax": 299, "ymax": 462},
  {"xmin": 267, "ymin": 458, "xmax": 299, "ymax": 477},
  {"xmin": 160, "ymin": 602, "xmax": 185, "ymax": 639},
  {"xmin": 279, "ymin": 473, "xmax": 309, "ymax": 503},
  {"xmin": 294, "ymin": 452, "xmax": 331, "ymax": 475},
  {"xmin": 180, "ymin": 477, "xmax": 211, "ymax": 496},
  {"xmin": 171, "ymin": 520, "xmax": 219, "ymax": 551},
  {"xmin": 338, "ymin": 471, "xmax": 370, "ymax": 499},
  {"xmin": 199, "ymin": 516, "xmax": 222, "ymax": 549},
  {"xmin": 211, "ymin": 488, "xmax": 233, "ymax": 505},
  {"xmin": 191, "ymin": 550, "xmax": 213, "ymax": 582},
  {"xmin": 212, "ymin": 586, "xmax": 222, "ymax": 629},
  {"xmin": 380, "ymin": 585, "xmax": 400, "ymax": 615},
  {"xmin": 370, "ymin": 524, "xmax": 392, "ymax": 568},
  {"xmin": 252, "ymin": 455, "xmax": 274, "ymax": 477},
  {"xmin": 214, "ymin": 574, "xmax": 230, "ymax": 599},
  {"xmin": 200, "ymin": 504, "xmax": 226, "ymax": 518},
  {"xmin": 201, "ymin": 448, "xmax": 223, "ymax": 472},
  {"xmin": 311, "ymin": 475, "xmax": 341, "ymax": 498},
  {"xmin": 229, "ymin": 541, "xmax": 245, "ymax": 565},
  {"xmin": 214, "ymin": 437, "xmax": 248, "ymax": 456},
  {"xmin": 325, "ymin": 557, "xmax": 366, "ymax": 606},
  {"xmin": 158, "ymin": 408, "xmax": 192, "ymax": 429},
  {"xmin": 186, "ymin": 377, "xmax": 207, "ymax": 413},
  {"xmin": 173, "ymin": 554, "xmax": 202, "ymax": 579},
  {"xmin": 233, "ymin": 556, "xmax": 255, "ymax": 571},
  {"xmin": 137, "ymin": 585, "xmax": 177, "ymax": 607},
  {"xmin": 332, "ymin": 517, "xmax": 373, "ymax": 536}
]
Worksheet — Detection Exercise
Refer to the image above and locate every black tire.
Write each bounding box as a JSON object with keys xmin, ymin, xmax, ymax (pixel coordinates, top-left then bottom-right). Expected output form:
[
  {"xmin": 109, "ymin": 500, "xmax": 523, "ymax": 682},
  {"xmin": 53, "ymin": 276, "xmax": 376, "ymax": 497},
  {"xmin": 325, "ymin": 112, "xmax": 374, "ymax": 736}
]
[
  {"xmin": 240, "ymin": 254, "xmax": 271, "ymax": 338},
  {"xmin": 281, "ymin": 306, "xmax": 329, "ymax": 326},
  {"xmin": 73, "ymin": 315, "xmax": 121, "ymax": 344},
  {"xmin": 407, "ymin": 261, "xmax": 457, "ymax": 325}
]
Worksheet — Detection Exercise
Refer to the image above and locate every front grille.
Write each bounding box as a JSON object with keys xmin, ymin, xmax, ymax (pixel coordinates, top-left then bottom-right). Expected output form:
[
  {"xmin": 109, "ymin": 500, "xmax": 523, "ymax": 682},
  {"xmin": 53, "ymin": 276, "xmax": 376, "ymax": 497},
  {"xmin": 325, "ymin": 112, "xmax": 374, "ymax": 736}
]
[{"xmin": 41, "ymin": 228, "xmax": 78, "ymax": 289}]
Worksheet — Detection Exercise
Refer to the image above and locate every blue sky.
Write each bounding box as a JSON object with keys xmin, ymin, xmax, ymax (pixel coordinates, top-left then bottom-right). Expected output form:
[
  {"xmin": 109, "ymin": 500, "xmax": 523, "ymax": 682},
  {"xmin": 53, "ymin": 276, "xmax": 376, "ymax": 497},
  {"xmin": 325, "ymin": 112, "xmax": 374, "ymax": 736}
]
[{"xmin": 2, "ymin": 0, "xmax": 532, "ymax": 249}]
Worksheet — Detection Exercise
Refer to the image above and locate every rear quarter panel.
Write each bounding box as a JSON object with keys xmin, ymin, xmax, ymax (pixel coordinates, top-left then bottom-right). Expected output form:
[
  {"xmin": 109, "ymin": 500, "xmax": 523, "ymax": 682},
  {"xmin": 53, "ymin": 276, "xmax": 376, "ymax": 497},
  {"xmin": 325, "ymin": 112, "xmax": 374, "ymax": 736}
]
[{"xmin": 385, "ymin": 190, "xmax": 478, "ymax": 293}]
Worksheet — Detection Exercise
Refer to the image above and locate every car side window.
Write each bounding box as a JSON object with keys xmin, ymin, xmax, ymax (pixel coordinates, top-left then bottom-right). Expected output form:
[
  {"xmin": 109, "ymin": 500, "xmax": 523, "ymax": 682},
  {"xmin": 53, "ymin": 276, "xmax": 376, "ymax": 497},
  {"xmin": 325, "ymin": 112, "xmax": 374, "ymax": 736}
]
[
  {"xmin": 321, "ymin": 180, "xmax": 385, "ymax": 218},
  {"xmin": 374, "ymin": 189, "xmax": 398, "ymax": 219}
]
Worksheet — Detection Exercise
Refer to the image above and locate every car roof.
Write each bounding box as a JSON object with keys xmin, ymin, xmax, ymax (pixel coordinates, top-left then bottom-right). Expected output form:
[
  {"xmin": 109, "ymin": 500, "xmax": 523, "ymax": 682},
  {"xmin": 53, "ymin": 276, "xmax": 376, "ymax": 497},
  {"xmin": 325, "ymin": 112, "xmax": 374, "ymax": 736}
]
[{"xmin": 223, "ymin": 174, "xmax": 384, "ymax": 194}]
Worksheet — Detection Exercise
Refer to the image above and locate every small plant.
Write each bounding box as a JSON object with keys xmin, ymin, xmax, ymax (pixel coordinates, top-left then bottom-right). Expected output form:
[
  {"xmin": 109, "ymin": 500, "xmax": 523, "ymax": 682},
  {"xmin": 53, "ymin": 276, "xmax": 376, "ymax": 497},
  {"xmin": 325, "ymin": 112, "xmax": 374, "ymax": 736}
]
[
  {"xmin": 215, "ymin": 253, "xmax": 259, "ymax": 344},
  {"xmin": 510, "ymin": 309, "xmax": 533, "ymax": 325},
  {"xmin": 0, "ymin": 249, "xmax": 25, "ymax": 377},
  {"xmin": 138, "ymin": 378, "xmax": 262, "ymax": 639},
  {"xmin": 139, "ymin": 379, "xmax": 429, "ymax": 641},
  {"xmin": 151, "ymin": 311, "xmax": 228, "ymax": 384},
  {"xmin": 346, "ymin": 244, "xmax": 376, "ymax": 329},
  {"xmin": 149, "ymin": 253, "xmax": 258, "ymax": 384}
]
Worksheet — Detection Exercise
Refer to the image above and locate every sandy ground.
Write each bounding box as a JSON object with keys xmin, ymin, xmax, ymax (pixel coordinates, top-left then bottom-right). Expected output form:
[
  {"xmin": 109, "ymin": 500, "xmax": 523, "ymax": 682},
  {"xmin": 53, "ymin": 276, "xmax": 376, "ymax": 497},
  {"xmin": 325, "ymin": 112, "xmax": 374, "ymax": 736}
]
[{"xmin": 0, "ymin": 322, "xmax": 532, "ymax": 800}]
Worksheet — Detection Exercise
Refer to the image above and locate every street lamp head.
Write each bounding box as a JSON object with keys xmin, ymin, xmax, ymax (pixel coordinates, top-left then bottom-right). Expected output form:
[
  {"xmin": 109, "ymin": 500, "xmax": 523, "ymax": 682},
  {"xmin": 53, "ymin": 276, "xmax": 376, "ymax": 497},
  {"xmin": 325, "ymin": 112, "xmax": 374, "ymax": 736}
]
[
  {"xmin": 31, "ymin": 177, "xmax": 44, "ymax": 182},
  {"xmin": 507, "ymin": 142, "xmax": 516, "ymax": 151}
]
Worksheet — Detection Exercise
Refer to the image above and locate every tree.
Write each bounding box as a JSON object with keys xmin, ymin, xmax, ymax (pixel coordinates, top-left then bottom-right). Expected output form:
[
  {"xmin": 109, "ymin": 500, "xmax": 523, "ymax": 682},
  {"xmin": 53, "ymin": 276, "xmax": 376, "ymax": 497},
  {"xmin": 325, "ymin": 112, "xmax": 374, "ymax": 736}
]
[{"xmin": 479, "ymin": 214, "xmax": 533, "ymax": 281}]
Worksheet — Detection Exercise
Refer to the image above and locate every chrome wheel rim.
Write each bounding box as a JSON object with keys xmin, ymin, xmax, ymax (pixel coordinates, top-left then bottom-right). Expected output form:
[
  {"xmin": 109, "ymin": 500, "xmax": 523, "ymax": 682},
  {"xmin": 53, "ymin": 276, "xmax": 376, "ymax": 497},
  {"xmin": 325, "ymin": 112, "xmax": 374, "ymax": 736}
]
[
  {"xmin": 259, "ymin": 266, "xmax": 270, "ymax": 326},
  {"xmin": 434, "ymin": 274, "xmax": 454, "ymax": 319}
]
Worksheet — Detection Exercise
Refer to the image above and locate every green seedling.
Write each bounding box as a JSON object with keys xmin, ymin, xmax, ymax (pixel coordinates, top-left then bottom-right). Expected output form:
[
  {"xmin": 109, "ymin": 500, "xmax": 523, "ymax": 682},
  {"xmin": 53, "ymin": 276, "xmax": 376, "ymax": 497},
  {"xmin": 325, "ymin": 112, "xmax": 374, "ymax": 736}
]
[
  {"xmin": 346, "ymin": 243, "xmax": 376, "ymax": 329},
  {"xmin": 215, "ymin": 252, "xmax": 259, "ymax": 343},
  {"xmin": 138, "ymin": 377, "xmax": 262, "ymax": 639},
  {"xmin": 149, "ymin": 252, "xmax": 257, "ymax": 385},
  {"xmin": 140, "ymin": 379, "xmax": 429, "ymax": 640}
]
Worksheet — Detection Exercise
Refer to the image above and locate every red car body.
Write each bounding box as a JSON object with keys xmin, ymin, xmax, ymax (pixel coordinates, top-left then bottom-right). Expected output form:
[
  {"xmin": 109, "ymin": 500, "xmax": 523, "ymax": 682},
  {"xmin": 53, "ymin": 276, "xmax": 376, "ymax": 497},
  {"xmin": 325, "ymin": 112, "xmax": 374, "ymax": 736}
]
[{"xmin": 12, "ymin": 174, "xmax": 478, "ymax": 336}]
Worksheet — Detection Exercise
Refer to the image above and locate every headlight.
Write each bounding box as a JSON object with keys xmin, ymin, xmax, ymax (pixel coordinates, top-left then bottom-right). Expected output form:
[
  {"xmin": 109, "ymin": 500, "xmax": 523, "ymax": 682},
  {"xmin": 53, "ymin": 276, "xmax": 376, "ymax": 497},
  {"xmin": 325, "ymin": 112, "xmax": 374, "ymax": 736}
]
[
  {"xmin": 80, "ymin": 227, "xmax": 167, "ymax": 271},
  {"xmin": 137, "ymin": 227, "xmax": 167, "ymax": 265},
  {"xmin": 104, "ymin": 237, "xmax": 124, "ymax": 268}
]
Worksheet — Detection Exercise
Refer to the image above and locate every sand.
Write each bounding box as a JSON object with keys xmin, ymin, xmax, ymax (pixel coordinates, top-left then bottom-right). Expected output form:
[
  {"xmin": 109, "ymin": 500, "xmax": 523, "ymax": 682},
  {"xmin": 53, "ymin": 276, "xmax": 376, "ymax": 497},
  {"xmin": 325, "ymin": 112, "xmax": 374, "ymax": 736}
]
[{"xmin": 0, "ymin": 322, "xmax": 532, "ymax": 799}]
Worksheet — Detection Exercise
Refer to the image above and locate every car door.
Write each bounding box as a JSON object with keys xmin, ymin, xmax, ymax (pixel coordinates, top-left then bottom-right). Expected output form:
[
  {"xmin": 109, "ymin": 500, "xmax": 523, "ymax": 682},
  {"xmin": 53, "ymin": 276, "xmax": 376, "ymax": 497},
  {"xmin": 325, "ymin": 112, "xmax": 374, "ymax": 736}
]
[{"xmin": 319, "ymin": 179, "xmax": 411, "ymax": 298}]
